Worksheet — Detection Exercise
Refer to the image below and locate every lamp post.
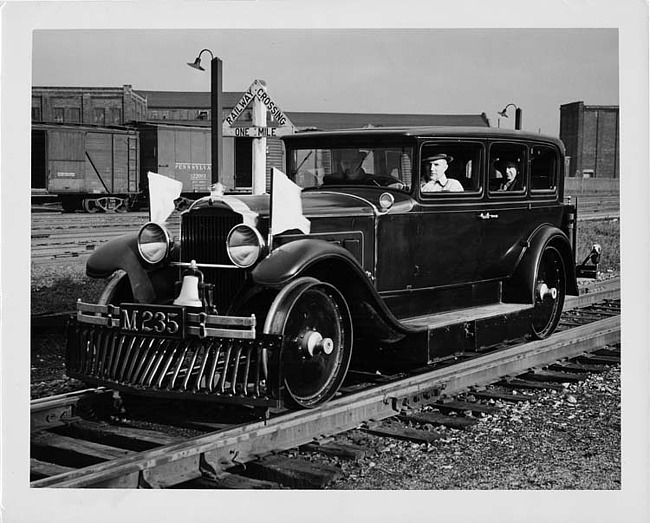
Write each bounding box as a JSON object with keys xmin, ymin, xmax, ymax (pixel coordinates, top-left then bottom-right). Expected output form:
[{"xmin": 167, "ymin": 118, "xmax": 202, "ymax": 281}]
[
  {"xmin": 187, "ymin": 49, "xmax": 223, "ymax": 185},
  {"xmin": 498, "ymin": 103, "xmax": 522, "ymax": 130}
]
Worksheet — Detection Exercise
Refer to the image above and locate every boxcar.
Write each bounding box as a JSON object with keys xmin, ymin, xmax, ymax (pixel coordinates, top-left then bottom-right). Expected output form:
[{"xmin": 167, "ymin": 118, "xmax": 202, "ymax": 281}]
[
  {"xmin": 32, "ymin": 123, "xmax": 140, "ymax": 212},
  {"xmin": 138, "ymin": 123, "xmax": 213, "ymax": 197}
]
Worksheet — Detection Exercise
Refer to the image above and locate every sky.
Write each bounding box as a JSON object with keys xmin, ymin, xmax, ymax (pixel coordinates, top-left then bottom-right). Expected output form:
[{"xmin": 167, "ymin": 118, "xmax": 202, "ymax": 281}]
[{"xmin": 31, "ymin": 28, "xmax": 619, "ymax": 136}]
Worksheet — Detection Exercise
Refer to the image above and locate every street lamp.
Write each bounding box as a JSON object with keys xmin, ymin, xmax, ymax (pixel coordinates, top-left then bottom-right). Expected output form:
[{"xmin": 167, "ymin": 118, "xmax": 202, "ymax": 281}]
[
  {"xmin": 498, "ymin": 103, "xmax": 522, "ymax": 130},
  {"xmin": 187, "ymin": 49, "xmax": 223, "ymax": 184}
]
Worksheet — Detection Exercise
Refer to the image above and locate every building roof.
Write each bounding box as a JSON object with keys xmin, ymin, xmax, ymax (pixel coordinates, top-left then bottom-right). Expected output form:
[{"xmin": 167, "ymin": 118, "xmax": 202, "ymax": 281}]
[
  {"xmin": 287, "ymin": 112, "xmax": 489, "ymax": 130},
  {"xmin": 136, "ymin": 90, "xmax": 246, "ymax": 109},
  {"xmin": 136, "ymin": 90, "xmax": 490, "ymax": 128}
]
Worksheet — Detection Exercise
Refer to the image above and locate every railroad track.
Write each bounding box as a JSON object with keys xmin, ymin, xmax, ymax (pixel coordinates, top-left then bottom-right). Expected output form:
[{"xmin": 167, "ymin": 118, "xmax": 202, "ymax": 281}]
[
  {"xmin": 30, "ymin": 197, "xmax": 619, "ymax": 263},
  {"xmin": 30, "ymin": 282, "xmax": 620, "ymax": 488}
]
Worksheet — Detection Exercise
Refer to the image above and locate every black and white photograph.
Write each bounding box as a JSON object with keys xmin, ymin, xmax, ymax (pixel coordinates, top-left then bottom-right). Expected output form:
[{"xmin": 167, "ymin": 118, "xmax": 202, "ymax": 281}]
[{"xmin": 2, "ymin": 0, "xmax": 648, "ymax": 521}]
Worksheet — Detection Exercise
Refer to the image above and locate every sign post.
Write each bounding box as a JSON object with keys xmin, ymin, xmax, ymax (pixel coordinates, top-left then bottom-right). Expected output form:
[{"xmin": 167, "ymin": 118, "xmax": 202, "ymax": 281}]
[
  {"xmin": 251, "ymin": 92, "xmax": 267, "ymax": 195},
  {"xmin": 224, "ymin": 80, "xmax": 295, "ymax": 194}
]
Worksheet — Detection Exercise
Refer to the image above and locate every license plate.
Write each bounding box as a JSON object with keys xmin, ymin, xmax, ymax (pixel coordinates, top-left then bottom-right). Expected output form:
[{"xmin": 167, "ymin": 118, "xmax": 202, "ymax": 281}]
[{"xmin": 120, "ymin": 303, "xmax": 185, "ymax": 339}]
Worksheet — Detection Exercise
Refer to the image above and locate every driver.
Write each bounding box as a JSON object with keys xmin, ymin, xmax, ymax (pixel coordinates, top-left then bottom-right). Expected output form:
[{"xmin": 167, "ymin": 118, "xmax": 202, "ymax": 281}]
[
  {"xmin": 339, "ymin": 150, "xmax": 370, "ymax": 182},
  {"xmin": 323, "ymin": 150, "xmax": 373, "ymax": 185}
]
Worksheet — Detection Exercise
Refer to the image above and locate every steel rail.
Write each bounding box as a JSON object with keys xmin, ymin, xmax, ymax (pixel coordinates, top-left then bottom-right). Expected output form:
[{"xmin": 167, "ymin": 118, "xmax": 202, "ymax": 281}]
[
  {"xmin": 564, "ymin": 277, "xmax": 620, "ymax": 309},
  {"xmin": 32, "ymin": 314, "xmax": 620, "ymax": 488},
  {"xmin": 31, "ymin": 388, "xmax": 113, "ymax": 431}
]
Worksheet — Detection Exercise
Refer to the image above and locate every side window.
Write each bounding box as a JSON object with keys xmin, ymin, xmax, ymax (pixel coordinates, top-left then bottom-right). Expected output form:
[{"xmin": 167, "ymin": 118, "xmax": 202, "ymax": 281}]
[
  {"xmin": 488, "ymin": 143, "xmax": 526, "ymax": 194},
  {"xmin": 420, "ymin": 142, "xmax": 482, "ymax": 195},
  {"xmin": 530, "ymin": 145, "xmax": 558, "ymax": 192}
]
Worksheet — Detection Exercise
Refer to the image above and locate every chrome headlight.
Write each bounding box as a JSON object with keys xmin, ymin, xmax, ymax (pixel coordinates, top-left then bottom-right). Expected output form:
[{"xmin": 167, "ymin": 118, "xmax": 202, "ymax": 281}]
[
  {"xmin": 137, "ymin": 222, "xmax": 172, "ymax": 264},
  {"xmin": 226, "ymin": 224, "xmax": 265, "ymax": 268}
]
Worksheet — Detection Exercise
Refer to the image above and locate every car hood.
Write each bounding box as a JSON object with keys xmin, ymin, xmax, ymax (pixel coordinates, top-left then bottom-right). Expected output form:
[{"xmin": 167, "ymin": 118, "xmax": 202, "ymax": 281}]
[{"xmin": 187, "ymin": 188, "xmax": 415, "ymax": 219}]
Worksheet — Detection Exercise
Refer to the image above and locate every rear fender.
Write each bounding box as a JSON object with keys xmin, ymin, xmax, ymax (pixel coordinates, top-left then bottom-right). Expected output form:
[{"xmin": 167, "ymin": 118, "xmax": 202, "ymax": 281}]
[{"xmin": 504, "ymin": 226, "xmax": 579, "ymax": 303}]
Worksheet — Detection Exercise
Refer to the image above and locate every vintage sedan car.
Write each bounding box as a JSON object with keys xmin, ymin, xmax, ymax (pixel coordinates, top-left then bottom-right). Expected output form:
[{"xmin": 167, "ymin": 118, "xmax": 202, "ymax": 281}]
[{"xmin": 67, "ymin": 127, "xmax": 598, "ymax": 409}]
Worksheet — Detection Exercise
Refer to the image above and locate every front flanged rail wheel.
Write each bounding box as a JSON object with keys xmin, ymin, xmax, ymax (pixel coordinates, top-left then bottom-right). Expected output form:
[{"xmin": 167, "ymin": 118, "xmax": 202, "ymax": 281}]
[
  {"xmin": 531, "ymin": 245, "xmax": 566, "ymax": 339},
  {"xmin": 265, "ymin": 278, "xmax": 353, "ymax": 408}
]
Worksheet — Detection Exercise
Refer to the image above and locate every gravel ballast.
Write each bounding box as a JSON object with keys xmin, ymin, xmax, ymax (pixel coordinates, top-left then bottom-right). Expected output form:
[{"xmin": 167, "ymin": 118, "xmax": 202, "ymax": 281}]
[{"xmin": 320, "ymin": 367, "xmax": 621, "ymax": 490}]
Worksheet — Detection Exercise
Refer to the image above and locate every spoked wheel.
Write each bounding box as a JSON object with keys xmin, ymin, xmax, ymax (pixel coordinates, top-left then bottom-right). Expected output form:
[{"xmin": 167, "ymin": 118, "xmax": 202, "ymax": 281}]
[
  {"xmin": 531, "ymin": 246, "xmax": 566, "ymax": 339},
  {"xmin": 83, "ymin": 198, "xmax": 100, "ymax": 213},
  {"xmin": 265, "ymin": 278, "xmax": 353, "ymax": 408}
]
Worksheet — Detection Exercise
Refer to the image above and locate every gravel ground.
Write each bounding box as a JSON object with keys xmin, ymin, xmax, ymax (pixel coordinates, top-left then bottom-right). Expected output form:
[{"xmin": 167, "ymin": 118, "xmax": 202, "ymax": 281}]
[{"xmin": 318, "ymin": 366, "xmax": 621, "ymax": 490}]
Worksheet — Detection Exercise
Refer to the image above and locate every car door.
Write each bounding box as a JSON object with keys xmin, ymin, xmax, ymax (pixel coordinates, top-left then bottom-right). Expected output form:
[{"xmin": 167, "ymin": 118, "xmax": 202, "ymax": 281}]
[
  {"xmin": 480, "ymin": 141, "xmax": 563, "ymax": 280},
  {"xmin": 413, "ymin": 140, "xmax": 485, "ymax": 289},
  {"xmin": 478, "ymin": 141, "xmax": 530, "ymax": 280}
]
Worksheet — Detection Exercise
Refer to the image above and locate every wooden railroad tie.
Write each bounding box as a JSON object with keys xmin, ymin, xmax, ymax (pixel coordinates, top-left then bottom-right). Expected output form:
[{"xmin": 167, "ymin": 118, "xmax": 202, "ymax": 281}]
[
  {"xmin": 469, "ymin": 389, "xmax": 537, "ymax": 403},
  {"xmin": 497, "ymin": 378, "xmax": 565, "ymax": 391},
  {"xmin": 520, "ymin": 369, "xmax": 588, "ymax": 383},
  {"xmin": 301, "ymin": 441, "xmax": 369, "ymax": 461},
  {"xmin": 31, "ymin": 431, "xmax": 132, "ymax": 468},
  {"xmin": 231, "ymin": 454, "xmax": 342, "ymax": 489},
  {"xmin": 363, "ymin": 420, "xmax": 444, "ymax": 444},
  {"xmin": 397, "ymin": 411, "xmax": 479, "ymax": 430}
]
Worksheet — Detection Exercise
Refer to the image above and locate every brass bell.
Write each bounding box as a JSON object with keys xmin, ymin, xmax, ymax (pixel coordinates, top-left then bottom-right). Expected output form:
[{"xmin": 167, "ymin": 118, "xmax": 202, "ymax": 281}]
[{"xmin": 173, "ymin": 260, "xmax": 204, "ymax": 307}]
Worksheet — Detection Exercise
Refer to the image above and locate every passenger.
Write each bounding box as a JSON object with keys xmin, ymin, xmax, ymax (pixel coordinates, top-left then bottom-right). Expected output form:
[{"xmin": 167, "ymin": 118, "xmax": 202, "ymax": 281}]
[
  {"xmin": 499, "ymin": 161, "xmax": 519, "ymax": 191},
  {"xmin": 421, "ymin": 154, "xmax": 464, "ymax": 192}
]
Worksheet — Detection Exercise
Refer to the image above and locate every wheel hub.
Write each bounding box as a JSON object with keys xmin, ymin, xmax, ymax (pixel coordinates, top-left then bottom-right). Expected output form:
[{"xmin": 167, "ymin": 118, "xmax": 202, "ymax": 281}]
[
  {"xmin": 301, "ymin": 330, "xmax": 334, "ymax": 357},
  {"xmin": 537, "ymin": 282, "xmax": 558, "ymax": 301}
]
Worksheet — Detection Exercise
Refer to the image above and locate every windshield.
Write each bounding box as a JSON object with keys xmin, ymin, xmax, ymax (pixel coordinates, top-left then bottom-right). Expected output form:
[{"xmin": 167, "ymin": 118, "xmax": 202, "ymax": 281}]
[{"xmin": 289, "ymin": 146, "xmax": 414, "ymax": 191}]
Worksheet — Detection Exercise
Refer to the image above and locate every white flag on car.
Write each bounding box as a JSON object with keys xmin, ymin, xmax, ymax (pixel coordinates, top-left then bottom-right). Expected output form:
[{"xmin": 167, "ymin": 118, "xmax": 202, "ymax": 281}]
[
  {"xmin": 148, "ymin": 171, "xmax": 183, "ymax": 224},
  {"xmin": 270, "ymin": 167, "xmax": 310, "ymax": 235}
]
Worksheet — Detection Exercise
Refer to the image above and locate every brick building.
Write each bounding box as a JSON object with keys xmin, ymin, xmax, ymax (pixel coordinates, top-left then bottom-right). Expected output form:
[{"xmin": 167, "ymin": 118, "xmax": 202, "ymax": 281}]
[
  {"xmin": 559, "ymin": 101, "xmax": 619, "ymax": 178},
  {"xmin": 32, "ymin": 85, "xmax": 147, "ymax": 126}
]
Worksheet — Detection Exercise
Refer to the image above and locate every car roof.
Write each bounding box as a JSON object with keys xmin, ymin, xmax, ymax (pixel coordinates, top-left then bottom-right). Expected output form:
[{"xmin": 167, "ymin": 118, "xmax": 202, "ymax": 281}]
[{"xmin": 282, "ymin": 126, "xmax": 564, "ymax": 149}]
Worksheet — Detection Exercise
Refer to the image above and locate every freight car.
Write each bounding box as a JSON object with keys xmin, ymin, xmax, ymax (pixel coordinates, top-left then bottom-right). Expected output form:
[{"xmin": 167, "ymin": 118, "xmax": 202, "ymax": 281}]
[
  {"xmin": 32, "ymin": 123, "xmax": 140, "ymax": 212},
  {"xmin": 32, "ymin": 122, "xmax": 217, "ymax": 212},
  {"xmin": 137, "ymin": 122, "xmax": 213, "ymax": 197}
]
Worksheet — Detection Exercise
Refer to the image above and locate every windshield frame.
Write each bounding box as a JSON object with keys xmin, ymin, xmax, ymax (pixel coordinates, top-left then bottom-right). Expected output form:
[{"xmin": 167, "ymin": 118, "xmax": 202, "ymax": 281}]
[{"xmin": 286, "ymin": 140, "xmax": 416, "ymax": 193}]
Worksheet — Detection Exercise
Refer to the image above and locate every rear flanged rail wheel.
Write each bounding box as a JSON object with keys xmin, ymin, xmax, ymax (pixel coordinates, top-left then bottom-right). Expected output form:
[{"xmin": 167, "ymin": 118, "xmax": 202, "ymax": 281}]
[
  {"xmin": 531, "ymin": 245, "xmax": 566, "ymax": 339},
  {"xmin": 265, "ymin": 278, "xmax": 353, "ymax": 408}
]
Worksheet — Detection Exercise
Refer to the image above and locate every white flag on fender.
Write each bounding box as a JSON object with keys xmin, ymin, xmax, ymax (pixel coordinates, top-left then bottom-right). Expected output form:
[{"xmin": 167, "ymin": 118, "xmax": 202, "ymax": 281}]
[
  {"xmin": 270, "ymin": 167, "xmax": 310, "ymax": 235},
  {"xmin": 148, "ymin": 171, "xmax": 183, "ymax": 224}
]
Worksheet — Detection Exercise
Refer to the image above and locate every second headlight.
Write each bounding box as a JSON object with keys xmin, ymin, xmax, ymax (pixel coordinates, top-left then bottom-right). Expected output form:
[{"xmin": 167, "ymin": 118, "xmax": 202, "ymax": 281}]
[{"xmin": 226, "ymin": 224, "xmax": 266, "ymax": 268}]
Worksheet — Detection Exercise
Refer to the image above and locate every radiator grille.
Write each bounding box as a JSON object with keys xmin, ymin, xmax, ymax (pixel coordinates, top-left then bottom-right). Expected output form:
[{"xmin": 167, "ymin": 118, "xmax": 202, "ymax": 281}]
[
  {"xmin": 66, "ymin": 322, "xmax": 283, "ymax": 407},
  {"xmin": 181, "ymin": 209, "xmax": 241, "ymax": 264},
  {"xmin": 180, "ymin": 209, "xmax": 246, "ymax": 312}
]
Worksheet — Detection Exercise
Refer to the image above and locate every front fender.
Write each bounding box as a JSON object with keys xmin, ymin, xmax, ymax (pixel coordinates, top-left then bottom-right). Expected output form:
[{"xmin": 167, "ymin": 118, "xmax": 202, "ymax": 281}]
[
  {"xmin": 252, "ymin": 239, "xmax": 366, "ymax": 287},
  {"xmin": 86, "ymin": 233, "xmax": 155, "ymax": 303},
  {"xmin": 504, "ymin": 225, "xmax": 579, "ymax": 303},
  {"xmin": 251, "ymin": 239, "xmax": 414, "ymax": 343}
]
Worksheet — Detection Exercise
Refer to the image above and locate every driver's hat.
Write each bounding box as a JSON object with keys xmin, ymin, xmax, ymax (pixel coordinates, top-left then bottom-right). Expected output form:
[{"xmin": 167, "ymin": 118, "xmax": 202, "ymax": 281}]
[{"xmin": 423, "ymin": 153, "xmax": 453, "ymax": 163}]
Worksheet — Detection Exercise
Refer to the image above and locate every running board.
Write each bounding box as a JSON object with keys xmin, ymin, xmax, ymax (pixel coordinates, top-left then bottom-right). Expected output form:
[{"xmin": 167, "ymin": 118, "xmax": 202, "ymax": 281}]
[
  {"xmin": 403, "ymin": 302, "xmax": 532, "ymax": 330},
  {"xmin": 386, "ymin": 302, "xmax": 534, "ymax": 366}
]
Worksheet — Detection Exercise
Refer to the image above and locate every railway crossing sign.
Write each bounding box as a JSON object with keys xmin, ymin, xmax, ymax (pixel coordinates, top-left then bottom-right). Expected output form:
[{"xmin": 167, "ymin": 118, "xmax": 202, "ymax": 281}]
[
  {"xmin": 224, "ymin": 79, "xmax": 295, "ymax": 194},
  {"xmin": 223, "ymin": 79, "xmax": 295, "ymax": 137}
]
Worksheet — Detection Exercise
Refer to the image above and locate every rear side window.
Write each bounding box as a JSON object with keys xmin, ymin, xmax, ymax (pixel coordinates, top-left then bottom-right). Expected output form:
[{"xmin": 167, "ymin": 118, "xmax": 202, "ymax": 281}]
[
  {"xmin": 530, "ymin": 145, "xmax": 558, "ymax": 192},
  {"xmin": 420, "ymin": 142, "xmax": 483, "ymax": 196},
  {"xmin": 488, "ymin": 143, "xmax": 527, "ymax": 194}
]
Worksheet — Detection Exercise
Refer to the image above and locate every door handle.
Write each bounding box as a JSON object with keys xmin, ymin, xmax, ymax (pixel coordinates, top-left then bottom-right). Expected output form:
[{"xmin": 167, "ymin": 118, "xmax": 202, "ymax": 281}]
[{"xmin": 479, "ymin": 212, "xmax": 499, "ymax": 220}]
